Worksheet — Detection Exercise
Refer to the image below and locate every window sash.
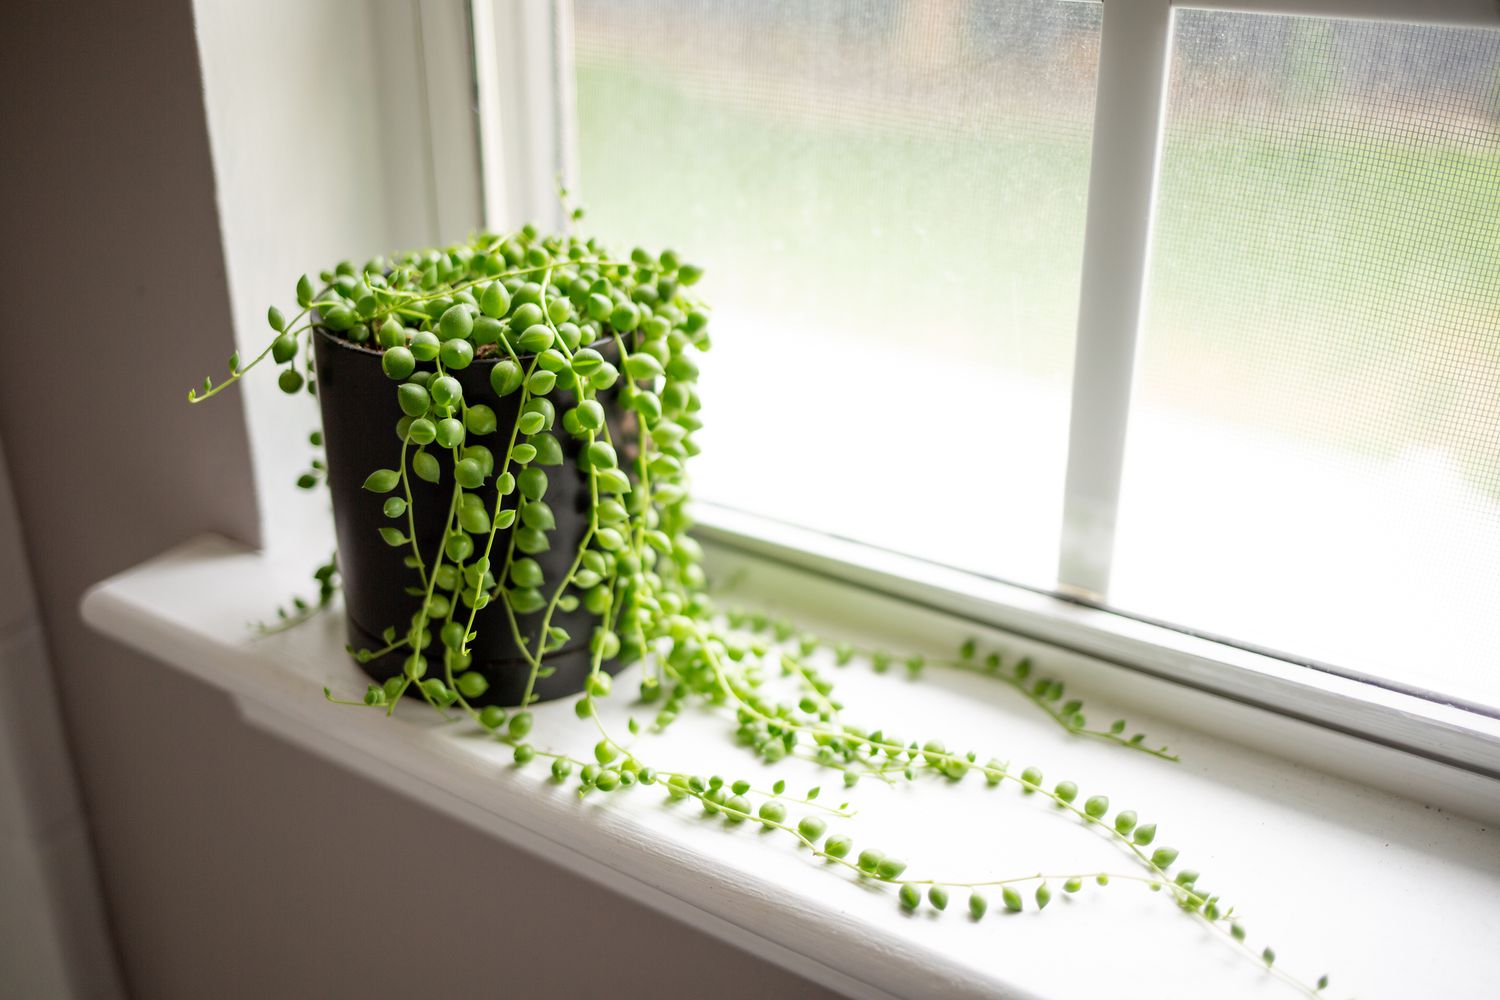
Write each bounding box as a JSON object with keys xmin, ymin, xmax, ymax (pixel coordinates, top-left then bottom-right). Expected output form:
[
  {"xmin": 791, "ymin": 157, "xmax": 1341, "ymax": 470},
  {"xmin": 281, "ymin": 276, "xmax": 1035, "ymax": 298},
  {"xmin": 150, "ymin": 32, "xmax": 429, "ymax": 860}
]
[
  {"xmin": 693, "ymin": 500, "xmax": 1500, "ymax": 777},
  {"xmin": 1063, "ymin": 0, "xmax": 1500, "ymax": 600},
  {"xmin": 465, "ymin": 0, "xmax": 1500, "ymax": 767}
]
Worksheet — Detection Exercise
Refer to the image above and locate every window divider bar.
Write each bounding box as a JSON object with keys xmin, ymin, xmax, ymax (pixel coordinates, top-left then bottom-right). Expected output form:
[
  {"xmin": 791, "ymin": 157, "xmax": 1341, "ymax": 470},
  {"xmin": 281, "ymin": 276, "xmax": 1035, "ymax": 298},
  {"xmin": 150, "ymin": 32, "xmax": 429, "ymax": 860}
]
[
  {"xmin": 1056, "ymin": 0, "xmax": 1175, "ymax": 601},
  {"xmin": 553, "ymin": 0, "xmax": 581, "ymax": 204},
  {"xmin": 470, "ymin": 0, "xmax": 508, "ymax": 233},
  {"xmin": 416, "ymin": 0, "xmax": 486, "ymax": 241},
  {"xmin": 471, "ymin": 0, "xmax": 569, "ymax": 232}
]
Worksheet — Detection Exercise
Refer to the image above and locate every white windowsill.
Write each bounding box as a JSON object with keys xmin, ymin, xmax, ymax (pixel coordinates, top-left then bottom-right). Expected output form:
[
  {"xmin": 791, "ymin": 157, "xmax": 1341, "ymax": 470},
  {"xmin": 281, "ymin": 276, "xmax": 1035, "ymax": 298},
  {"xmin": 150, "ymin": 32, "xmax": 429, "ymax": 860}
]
[{"xmin": 82, "ymin": 535, "xmax": 1499, "ymax": 1000}]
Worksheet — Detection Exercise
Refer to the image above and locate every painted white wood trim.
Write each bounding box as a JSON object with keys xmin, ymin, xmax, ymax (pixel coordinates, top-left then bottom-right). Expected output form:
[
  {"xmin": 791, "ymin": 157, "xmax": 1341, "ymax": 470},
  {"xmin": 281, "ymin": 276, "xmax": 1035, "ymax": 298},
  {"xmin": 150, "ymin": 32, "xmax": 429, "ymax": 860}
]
[
  {"xmin": 470, "ymin": 0, "xmax": 509, "ymax": 231},
  {"xmin": 416, "ymin": 0, "xmax": 486, "ymax": 241},
  {"xmin": 80, "ymin": 535, "xmax": 1500, "ymax": 1000},
  {"xmin": 552, "ymin": 0, "xmax": 581, "ymax": 202},
  {"xmin": 1058, "ymin": 0, "xmax": 1174, "ymax": 599},
  {"xmin": 472, "ymin": 0, "xmax": 569, "ymax": 232},
  {"xmin": 694, "ymin": 503, "xmax": 1500, "ymax": 792},
  {"xmin": 229, "ymin": 694, "xmax": 901, "ymax": 1000}
]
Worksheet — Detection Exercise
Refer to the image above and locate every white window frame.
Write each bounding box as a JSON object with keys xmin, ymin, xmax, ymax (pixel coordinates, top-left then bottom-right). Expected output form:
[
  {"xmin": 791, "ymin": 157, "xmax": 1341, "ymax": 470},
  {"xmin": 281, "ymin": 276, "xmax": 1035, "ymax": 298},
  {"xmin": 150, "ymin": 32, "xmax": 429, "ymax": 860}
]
[{"xmin": 464, "ymin": 0, "xmax": 1500, "ymax": 779}]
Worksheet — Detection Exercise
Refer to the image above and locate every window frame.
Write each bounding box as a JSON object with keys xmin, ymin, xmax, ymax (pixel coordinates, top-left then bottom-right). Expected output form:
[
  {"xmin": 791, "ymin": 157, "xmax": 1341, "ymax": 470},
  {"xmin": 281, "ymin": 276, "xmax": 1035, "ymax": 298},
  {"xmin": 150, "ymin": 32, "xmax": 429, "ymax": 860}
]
[
  {"xmin": 1060, "ymin": 0, "xmax": 1500, "ymax": 599},
  {"xmin": 464, "ymin": 0, "xmax": 1500, "ymax": 777}
]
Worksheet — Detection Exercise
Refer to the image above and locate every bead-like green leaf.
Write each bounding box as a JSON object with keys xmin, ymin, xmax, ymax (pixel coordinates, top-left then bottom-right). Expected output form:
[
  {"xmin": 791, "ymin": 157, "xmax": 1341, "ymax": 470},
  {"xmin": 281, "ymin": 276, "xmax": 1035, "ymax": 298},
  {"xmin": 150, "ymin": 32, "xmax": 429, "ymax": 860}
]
[
  {"xmin": 412, "ymin": 451, "xmax": 440, "ymax": 483},
  {"xmin": 362, "ymin": 469, "xmax": 400, "ymax": 494},
  {"xmin": 624, "ymin": 353, "xmax": 663, "ymax": 380},
  {"xmin": 490, "ymin": 359, "xmax": 524, "ymax": 398}
]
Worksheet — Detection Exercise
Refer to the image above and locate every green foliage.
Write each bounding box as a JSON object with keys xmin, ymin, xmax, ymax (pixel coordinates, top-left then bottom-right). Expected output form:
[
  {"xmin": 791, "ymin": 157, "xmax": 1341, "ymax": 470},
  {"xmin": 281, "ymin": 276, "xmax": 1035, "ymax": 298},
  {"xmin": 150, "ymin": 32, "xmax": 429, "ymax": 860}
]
[{"xmin": 190, "ymin": 225, "xmax": 1329, "ymax": 1000}]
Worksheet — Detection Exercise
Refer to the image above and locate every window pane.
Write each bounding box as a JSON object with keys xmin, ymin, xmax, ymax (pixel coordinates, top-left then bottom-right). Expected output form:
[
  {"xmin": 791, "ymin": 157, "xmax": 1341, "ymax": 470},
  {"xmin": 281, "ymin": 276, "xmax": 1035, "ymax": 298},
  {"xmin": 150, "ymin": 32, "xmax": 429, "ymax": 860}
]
[
  {"xmin": 572, "ymin": 0, "xmax": 1101, "ymax": 587},
  {"xmin": 1114, "ymin": 11, "xmax": 1500, "ymax": 707}
]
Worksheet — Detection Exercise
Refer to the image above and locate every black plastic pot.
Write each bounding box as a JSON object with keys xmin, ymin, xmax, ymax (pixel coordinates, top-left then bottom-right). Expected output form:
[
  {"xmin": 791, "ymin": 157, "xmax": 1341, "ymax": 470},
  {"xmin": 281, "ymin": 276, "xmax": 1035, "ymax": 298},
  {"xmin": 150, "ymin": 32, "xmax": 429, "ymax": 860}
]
[{"xmin": 313, "ymin": 326, "xmax": 630, "ymax": 707}]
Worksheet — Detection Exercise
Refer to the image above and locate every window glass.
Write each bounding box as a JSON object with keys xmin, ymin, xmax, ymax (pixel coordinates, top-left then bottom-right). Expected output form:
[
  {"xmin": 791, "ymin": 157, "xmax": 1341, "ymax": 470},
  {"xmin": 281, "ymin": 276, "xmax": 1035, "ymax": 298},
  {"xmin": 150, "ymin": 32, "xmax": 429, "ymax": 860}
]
[
  {"xmin": 1113, "ymin": 11, "xmax": 1500, "ymax": 706},
  {"xmin": 573, "ymin": 0, "xmax": 1102, "ymax": 587}
]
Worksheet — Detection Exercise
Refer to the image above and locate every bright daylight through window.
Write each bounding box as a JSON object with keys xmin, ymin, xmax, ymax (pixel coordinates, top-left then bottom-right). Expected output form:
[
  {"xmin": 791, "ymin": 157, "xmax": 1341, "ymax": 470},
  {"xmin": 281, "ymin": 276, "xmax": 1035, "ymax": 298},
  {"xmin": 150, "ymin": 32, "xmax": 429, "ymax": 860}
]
[
  {"xmin": 572, "ymin": 0, "xmax": 1500, "ymax": 713},
  {"xmin": 1114, "ymin": 10, "xmax": 1500, "ymax": 709},
  {"xmin": 574, "ymin": 0, "xmax": 1102, "ymax": 588}
]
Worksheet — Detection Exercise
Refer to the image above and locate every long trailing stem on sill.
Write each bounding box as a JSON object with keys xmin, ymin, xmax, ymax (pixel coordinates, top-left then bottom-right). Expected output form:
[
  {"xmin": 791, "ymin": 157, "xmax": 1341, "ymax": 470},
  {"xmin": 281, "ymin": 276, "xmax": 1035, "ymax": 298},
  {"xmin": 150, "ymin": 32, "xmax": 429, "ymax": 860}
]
[
  {"xmin": 205, "ymin": 228, "xmax": 1335, "ymax": 1000},
  {"xmin": 726, "ymin": 610, "xmax": 1178, "ymax": 760},
  {"xmin": 331, "ymin": 626, "xmax": 1328, "ymax": 999}
]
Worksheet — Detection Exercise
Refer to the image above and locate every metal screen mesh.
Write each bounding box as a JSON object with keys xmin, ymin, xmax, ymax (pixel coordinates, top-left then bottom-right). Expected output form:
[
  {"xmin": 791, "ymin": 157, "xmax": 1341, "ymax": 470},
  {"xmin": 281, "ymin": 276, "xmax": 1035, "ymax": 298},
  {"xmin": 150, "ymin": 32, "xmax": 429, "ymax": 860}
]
[
  {"xmin": 572, "ymin": 0, "xmax": 1102, "ymax": 588},
  {"xmin": 1114, "ymin": 11, "xmax": 1500, "ymax": 705}
]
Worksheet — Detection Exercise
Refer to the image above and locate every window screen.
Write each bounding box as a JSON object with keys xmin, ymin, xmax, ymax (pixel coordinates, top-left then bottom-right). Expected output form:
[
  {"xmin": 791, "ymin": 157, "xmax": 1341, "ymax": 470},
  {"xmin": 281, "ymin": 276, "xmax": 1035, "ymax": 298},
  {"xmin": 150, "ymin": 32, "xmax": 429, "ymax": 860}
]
[
  {"xmin": 1113, "ymin": 11, "xmax": 1500, "ymax": 707},
  {"xmin": 572, "ymin": 0, "xmax": 1102, "ymax": 588}
]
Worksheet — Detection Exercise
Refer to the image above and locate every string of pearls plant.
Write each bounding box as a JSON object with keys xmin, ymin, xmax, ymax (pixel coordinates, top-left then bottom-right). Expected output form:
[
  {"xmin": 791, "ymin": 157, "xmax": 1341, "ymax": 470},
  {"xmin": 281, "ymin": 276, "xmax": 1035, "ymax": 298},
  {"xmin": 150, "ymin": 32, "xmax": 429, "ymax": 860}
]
[{"xmin": 190, "ymin": 226, "xmax": 1335, "ymax": 998}]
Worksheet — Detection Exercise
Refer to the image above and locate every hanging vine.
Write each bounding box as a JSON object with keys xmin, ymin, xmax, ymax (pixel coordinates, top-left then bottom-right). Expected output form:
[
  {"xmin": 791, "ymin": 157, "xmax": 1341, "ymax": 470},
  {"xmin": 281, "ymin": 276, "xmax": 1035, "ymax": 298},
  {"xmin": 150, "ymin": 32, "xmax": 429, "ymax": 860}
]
[{"xmin": 190, "ymin": 225, "xmax": 1335, "ymax": 998}]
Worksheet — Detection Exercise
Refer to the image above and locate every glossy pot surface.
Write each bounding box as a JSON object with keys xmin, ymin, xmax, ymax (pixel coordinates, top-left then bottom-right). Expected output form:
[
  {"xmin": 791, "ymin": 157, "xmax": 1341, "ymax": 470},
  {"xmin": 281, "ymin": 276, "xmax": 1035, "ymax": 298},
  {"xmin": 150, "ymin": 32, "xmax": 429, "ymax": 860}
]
[{"xmin": 313, "ymin": 327, "xmax": 629, "ymax": 706}]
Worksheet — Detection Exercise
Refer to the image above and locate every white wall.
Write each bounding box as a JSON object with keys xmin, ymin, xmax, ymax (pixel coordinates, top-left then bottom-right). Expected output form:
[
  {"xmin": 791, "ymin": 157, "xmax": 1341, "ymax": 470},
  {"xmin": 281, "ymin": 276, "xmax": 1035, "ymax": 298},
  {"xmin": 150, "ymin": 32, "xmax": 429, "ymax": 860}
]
[
  {"xmin": 192, "ymin": 0, "xmax": 477, "ymax": 565},
  {"xmin": 0, "ymin": 434, "xmax": 124, "ymax": 1000}
]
